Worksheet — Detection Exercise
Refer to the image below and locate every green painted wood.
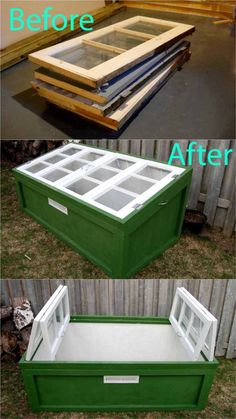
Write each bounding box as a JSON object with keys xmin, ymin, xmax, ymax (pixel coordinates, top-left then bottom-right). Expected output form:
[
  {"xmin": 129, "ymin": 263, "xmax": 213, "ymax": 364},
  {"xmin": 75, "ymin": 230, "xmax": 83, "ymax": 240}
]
[
  {"xmin": 20, "ymin": 315, "xmax": 218, "ymax": 412},
  {"xmin": 13, "ymin": 149, "xmax": 192, "ymax": 279}
]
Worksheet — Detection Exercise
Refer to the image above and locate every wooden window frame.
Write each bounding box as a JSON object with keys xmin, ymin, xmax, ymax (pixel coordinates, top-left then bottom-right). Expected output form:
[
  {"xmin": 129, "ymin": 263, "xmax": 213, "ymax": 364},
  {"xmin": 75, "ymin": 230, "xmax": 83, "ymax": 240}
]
[
  {"xmin": 170, "ymin": 288, "xmax": 217, "ymax": 362},
  {"xmin": 29, "ymin": 16, "xmax": 194, "ymax": 87},
  {"xmin": 26, "ymin": 286, "xmax": 70, "ymax": 361}
]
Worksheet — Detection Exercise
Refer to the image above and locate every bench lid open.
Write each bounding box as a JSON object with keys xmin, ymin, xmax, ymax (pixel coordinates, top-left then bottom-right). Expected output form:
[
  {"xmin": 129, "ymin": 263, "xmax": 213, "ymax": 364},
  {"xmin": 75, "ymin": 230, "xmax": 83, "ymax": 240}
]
[{"xmin": 26, "ymin": 285, "xmax": 217, "ymax": 362}]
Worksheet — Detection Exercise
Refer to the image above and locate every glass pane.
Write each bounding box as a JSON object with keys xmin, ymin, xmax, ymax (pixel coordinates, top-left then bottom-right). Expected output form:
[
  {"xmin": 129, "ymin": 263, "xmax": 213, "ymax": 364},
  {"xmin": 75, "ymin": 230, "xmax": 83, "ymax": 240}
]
[
  {"xmin": 26, "ymin": 162, "xmax": 48, "ymax": 173},
  {"xmin": 137, "ymin": 166, "xmax": 171, "ymax": 181},
  {"xmin": 174, "ymin": 297, "xmax": 182, "ymax": 322},
  {"xmin": 89, "ymin": 168, "xmax": 117, "ymax": 182},
  {"xmin": 95, "ymin": 31, "xmax": 144, "ymax": 50},
  {"xmin": 48, "ymin": 316, "xmax": 56, "ymax": 345},
  {"xmin": 45, "ymin": 155, "xmax": 66, "ymax": 164},
  {"xmin": 42, "ymin": 169, "xmax": 68, "ymax": 182},
  {"xmin": 126, "ymin": 21, "xmax": 171, "ymax": 36},
  {"xmin": 52, "ymin": 44, "xmax": 119, "ymax": 69},
  {"xmin": 96, "ymin": 189, "xmax": 134, "ymax": 211},
  {"xmin": 62, "ymin": 160, "xmax": 86, "ymax": 171},
  {"xmin": 62, "ymin": 147, "xmax": 82, "ymax": 156},
  {"xmin": 118, "ymin": 176, "xmax": 154, "ymax": 194},
  {"xmin": 108, "ymin": 159, "xmax": 135, "ymax": 170},
  {"xmin": 82, "ymin": 152, "xmax": 104, "ymax": 162},
  {"xmin": 66, "ymin": 178, "xmax": 98, "ymax": 195}
]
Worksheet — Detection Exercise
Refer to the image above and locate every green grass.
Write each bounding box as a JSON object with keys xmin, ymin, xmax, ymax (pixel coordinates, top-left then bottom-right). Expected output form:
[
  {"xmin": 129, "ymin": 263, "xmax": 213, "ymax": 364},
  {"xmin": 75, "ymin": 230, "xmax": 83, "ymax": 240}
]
[
  {"xmin": 1, "ymin": 359, "xmax": 235, "ymax": 418},
  {"xmin": 1, "ymin": 161, "xmax": 235, "ymax": 279}
]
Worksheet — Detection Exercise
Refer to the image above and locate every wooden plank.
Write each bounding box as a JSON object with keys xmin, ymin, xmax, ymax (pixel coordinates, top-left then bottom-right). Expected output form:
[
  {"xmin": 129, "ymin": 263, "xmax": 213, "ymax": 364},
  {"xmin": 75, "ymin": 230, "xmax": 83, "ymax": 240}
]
[
  {"xmin": 158, "ymin": 280, "xmax": 174, "ymax": 316},
  {"xmin": 32, "ymin": 50, "xmax": 190, "ymax": 131},
  {"xmin": 203, "ymin": 140, "xmax": 231, "ymax": 226},
  {"xmin": 141, "ymin": 1, "xmax": 235, "ymax": 15},
  {"xmin": 198, "ymin": 280, "xmax": 213, "ymax": 310},
  {"xmin": 188, "ymin": 140, "xmax": 207, "ymax": 209},
  {"xmin": 0, "ymin": 4, "xmax": 125, "ymax": 71},
  {"xmin": 40, "ymin": 280, "xmax": 52, "ymax": 306},
  {"xmin": 138, "ymin": 280, "xmax": 145, "ymax": 316},
  {"xmin": 226, "ymin": 310, "xmax": 236, "ymax": 359},
  {"xmin": 223, "ymin": 186, "xmax": 236, "ymax": 237},
  {"xmin": 65, "ymin": 280, "xmax": 77, "ymax": 315},
  {"xmin": 99, "ymin": 280, "xmax": 110, "ymax": 315},
  {"xmin": 199, "ymin": 193, "xmax": 230, "ymax": 209},
  {"xmin": 29, "ymin": 16, "xmax": 195, "ymax": 87},
  {"xmin": 83, "ymin": 39, "xmax": 126, "ymax": 55},
  {"xmin": 7, "ymin": 280, "xmax": 24, "ymax": 306},
  {"xmin": 118, "ymin": 140, "xmax": 130, "ymax": 154},
  {"xmin": 1, "ymin": 280, "xmax": 11, "ymax": 306},
  {"xmin": 121, "ymin": 1, "xmax": 232, "ymax": 19},
  {"xmin": 155, "ymin": 139, "xmax": 172, "ymax": 162},
  {"xmin": 114, "ymin": 280, "xmax": 124, "ymax": 316},
  {"xmin": 209, "ymin": 280, "xmax": 228, "ymax": 325},
  {"xmin": 35, "ymin": 68, "xmax": 107, "ymax": 105},
  {"xmin": 216, "ymin": 280, "xmax": 236, "ymax": 357},
  {"xmin": 116, "ymin": 27, "xmax": 155, "ymax": 40},
  {"xmin": 128, "ymin": 280, "xmax": 140, "ymax": 316},
  {"xmin": 141, "ymin": 140, "xmax": 156, "ymax": 158}
]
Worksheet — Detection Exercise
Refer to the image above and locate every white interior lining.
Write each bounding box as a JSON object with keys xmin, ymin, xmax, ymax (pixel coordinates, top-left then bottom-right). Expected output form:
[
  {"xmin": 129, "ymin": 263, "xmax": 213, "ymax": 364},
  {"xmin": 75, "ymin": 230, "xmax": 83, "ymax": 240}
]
[{"xmin": 33, "ymin": 322, "xmax": 204, "ymax": 362}]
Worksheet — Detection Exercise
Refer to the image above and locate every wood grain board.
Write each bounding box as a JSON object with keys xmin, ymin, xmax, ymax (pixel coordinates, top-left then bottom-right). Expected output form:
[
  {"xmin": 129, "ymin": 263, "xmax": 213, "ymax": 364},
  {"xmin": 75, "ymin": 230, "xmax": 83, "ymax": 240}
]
[{"xmin": 120, "ymin": 1, "xmax": 235, "ymax": 20}]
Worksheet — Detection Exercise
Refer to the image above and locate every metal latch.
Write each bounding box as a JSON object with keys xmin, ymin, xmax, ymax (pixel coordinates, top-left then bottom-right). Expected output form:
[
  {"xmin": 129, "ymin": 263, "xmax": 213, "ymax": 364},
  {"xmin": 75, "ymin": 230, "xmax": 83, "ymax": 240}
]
[{"xmin": 132, "ymin": 203, "xmax": 143, "ymax": 210}]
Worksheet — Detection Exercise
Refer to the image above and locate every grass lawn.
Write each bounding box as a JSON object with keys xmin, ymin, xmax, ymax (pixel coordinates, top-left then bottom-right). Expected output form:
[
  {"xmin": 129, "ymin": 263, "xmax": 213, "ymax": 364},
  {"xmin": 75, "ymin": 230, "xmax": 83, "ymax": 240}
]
[
  {"xmin": 1, "ymin": 359, "xmax": 235, "ymax": 418},
  {"xmin": 1, "ymin": 161, "xmax": 235, "ymax": 280}
]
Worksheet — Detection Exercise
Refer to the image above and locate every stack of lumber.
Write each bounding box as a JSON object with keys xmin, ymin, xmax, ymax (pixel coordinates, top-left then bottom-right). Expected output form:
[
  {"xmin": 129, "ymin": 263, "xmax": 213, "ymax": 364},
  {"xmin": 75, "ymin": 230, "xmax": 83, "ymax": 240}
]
[
  {"xmin": 29, "ymin": 16, "xmax": 195, "ymax": 131},
  {"xmin": 0, "ymin": 3, "xmax": 125, "ymax": 71},
  {"xmin": 120, "ymin": 1, "xmax": 236, "ymax": 21}
]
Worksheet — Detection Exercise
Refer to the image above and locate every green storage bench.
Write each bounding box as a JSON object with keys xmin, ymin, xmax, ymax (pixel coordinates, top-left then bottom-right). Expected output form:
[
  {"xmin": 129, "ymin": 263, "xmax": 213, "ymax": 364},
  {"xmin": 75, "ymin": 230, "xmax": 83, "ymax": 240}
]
[
  {"xmin": 13, "ymin": 144, "xmax": 192, "ymax": 278},
  {"xmin": 20, "ymin": 286, "xmax": 218, "ymax": 412}
]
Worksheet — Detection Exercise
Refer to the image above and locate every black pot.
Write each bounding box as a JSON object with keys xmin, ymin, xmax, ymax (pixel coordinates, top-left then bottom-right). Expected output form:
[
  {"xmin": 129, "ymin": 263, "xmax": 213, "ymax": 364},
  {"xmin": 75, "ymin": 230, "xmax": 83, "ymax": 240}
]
[{"xmin": 183, "ymin": 209, "xmax": 207, "ymax": 234}]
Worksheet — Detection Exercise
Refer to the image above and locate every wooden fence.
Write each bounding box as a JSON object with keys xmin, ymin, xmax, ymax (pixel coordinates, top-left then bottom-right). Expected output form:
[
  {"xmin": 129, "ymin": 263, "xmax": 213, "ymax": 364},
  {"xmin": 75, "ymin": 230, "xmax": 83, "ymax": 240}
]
[
  {"xmin": 1, "ymin": 279, "xmax": 235, "ymax": 359},
  {"xmin": 83, "ymin": 139, "xmax": 236, "ymax": 236}
]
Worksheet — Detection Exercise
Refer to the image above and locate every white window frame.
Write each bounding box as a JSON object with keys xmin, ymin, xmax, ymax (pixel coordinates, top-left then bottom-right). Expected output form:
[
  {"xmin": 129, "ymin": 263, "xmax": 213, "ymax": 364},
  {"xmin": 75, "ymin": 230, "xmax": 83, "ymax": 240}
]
[
  {"xmin": 170, "ymin": 287, "xmax": 217, "ymax": 361},
  {"xmin": 26, "ymin": 286, "xmax": 70, "ymax": 361},
  {"xmin": 16, "ymin": 143, "xmax": 185, "ymax": 220}
]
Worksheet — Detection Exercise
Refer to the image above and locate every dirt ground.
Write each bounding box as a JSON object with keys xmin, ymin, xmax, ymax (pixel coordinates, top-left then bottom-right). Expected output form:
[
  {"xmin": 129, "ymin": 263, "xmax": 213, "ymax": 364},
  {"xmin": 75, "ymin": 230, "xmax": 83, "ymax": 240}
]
[
  {"xmin": 1, "ymin": 161, "xmax": 235, "ymax": 280},
  {"xmin": 1, "ymin": 359, "xmax": 235, "ymax": 419}
]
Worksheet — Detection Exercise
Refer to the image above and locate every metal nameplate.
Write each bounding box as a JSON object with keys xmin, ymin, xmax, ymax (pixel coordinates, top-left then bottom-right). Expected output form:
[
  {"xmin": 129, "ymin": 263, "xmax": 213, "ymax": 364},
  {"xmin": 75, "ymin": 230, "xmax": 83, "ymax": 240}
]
[
  {"xmin": 48, "ymin": 198, "xmax": 68, "ymax": 215},
  {"xmin": 103, "ymin": 376, "xmax": 139, "ymax": 384}
]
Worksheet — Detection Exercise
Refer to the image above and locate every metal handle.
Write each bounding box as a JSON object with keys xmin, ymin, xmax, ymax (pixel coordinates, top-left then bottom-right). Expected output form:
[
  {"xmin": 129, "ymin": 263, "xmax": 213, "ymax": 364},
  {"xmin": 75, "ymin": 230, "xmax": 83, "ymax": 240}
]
[
  {"xmin": 158, "ymin": 201, "xmax": 168, "ymax": 206},
  {"xmin": 103, "ymin": 376, "xmax": 139, "ymax": 384}
]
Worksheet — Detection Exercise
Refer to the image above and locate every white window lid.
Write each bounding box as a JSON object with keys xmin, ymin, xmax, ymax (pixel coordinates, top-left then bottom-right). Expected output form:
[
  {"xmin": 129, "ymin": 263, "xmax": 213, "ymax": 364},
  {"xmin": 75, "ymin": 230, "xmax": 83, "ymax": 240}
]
[
  {"xmin": 16, "ymin": 143, "xmax": 185, "ymax": 220},
  {"xmin": 169, "ymin": 287, "xmax": 217, "ymax": 361},
  {"xmin": 26, "ymin": 286, "xmax": 70, "ymax": 361}
]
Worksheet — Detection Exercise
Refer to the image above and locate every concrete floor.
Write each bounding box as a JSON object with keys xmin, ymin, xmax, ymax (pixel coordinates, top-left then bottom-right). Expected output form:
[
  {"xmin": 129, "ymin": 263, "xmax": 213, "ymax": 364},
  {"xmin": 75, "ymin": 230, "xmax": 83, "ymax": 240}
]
[{"xmin": 1, "ymin": 8, "xmax": 235, "ymax": 139}]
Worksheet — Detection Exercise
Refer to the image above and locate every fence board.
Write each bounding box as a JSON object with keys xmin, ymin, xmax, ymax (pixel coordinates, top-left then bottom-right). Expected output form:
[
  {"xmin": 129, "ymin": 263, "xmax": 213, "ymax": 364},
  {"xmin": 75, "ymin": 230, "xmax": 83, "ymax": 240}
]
[
  {"xmin": 216, "ymin": 280, "xmax": 236, "ymax": 357},
  {"xmin": 2, "ymin": 279, "xmax": 235, "ymax": 357},
  {"xmin": 82, "ymin": 140, "xmax": 235, "ymax": 235},
  {"xmin": 226, "ymin": 310, "xmax": 236, "ymax": 359}
]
